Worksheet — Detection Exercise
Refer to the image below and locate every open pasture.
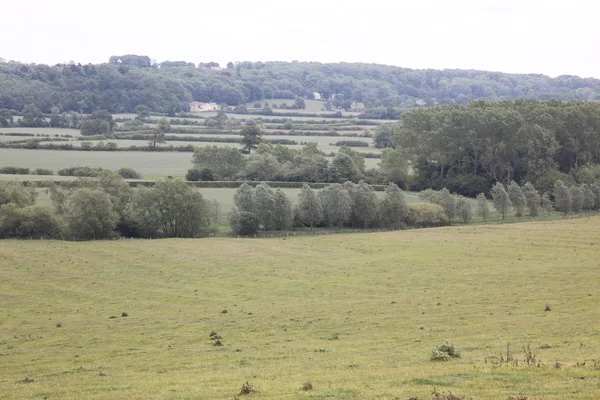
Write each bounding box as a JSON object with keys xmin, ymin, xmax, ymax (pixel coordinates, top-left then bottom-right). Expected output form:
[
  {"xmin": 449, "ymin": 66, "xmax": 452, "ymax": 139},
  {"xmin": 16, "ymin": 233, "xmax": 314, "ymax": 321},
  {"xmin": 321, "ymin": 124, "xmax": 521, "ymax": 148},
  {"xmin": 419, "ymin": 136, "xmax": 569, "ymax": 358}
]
[{"xmin": 1, "ymin": 218, "xmax": 599, "ymax": 399}]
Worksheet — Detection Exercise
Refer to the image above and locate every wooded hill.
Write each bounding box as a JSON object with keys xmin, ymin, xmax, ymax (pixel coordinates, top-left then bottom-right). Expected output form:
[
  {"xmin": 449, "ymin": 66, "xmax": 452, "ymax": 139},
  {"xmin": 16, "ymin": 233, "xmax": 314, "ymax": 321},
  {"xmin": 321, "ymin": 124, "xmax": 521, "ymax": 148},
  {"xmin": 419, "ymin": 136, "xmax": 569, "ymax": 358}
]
[{"xmin": 1, "ymin": 54, "xmax": 600, "ymax": 115}]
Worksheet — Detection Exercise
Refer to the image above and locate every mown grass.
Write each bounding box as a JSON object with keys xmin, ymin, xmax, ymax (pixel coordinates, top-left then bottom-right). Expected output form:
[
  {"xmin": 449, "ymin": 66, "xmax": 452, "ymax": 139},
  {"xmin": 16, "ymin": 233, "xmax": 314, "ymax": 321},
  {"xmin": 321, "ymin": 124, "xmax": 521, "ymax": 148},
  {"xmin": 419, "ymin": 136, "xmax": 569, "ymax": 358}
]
[{"xmin": 1, "ymin": 218, "xmax": 599, "ymax": 399}]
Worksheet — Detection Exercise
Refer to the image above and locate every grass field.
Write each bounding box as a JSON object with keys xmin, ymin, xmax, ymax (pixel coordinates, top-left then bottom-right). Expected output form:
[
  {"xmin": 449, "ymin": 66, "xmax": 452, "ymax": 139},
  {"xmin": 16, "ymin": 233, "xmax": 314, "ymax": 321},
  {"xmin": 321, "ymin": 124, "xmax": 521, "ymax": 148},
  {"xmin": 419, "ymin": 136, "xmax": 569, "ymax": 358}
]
[
  {"xmin": 0, "ymin": 149, "xmax": 192, "ymax": 178},
  {"xmin": 1, "ymin": 218, "xmax": 599, "ymax": 399}
]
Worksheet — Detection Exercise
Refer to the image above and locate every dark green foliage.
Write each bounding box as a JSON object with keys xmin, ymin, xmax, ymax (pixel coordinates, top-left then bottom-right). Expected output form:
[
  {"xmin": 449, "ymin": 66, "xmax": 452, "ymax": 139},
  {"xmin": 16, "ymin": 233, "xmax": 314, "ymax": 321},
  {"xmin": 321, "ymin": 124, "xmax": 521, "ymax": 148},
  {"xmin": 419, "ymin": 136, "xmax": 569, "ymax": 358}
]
[
  {"xmin": 0, "ymin": 166, "xmax": 30, "ymax": 175},
  {"xmin": 185, "ymin": 168, "xmax": 215, "ymax": 181},
  {"xmin": 0, "ymin": 204, "xmax": 63, "ymax": 238},
  {"xmin": 229, "ymin": 210, "xmax": 259, "ymax": 236},
  {"xmin": 117, "ymin": 167, "xmax": 142, "ymax": 179},
  {"xmin": 373, "ymin": 124, "xmax": 395, "ymax": 148},
  {"xmin": 58, "ymin": 166, "xmax": 107, "ymax": 177},
  {"xmin": 33, "ymin": 168, "xmax": 53, "ymax": 175},
  {"xmin": 131, "ymin": 180, "xmax": 212, "ymax": 238},
  {"xmin": 0, "ymin": 182, "xmax": 36, "ymax": 207},
  {"xmin": 430, "ymin": 343, "xmax": 461, "ymax": 361},
  {"xmin": 334, "ymin": 140, "xmax": 369, "ymax": 147},
  {"xmin": 3, "ymin": 58, "xmax": 600, "ymax": 116}
]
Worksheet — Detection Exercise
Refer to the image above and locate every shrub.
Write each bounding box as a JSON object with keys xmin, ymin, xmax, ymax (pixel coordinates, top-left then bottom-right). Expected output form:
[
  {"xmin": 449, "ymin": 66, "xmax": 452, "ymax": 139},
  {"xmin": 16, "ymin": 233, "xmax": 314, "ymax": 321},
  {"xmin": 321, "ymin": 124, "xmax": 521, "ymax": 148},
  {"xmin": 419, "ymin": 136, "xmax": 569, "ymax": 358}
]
[
  {"xmin": 186, "ymin": 168, "xmax": 215, "ymax": 182},
  {"xmin": 407, "ymin": 203, "xmax": 450, "ymax": 228},
  {"xmin": 117, "ymin": 167, "xmax": 142, "ymax": 179},
  {"xmin": 334, "ymin": 140, "xmax": 369, "ymax": 147},
  {"xmin": 430, "ymin": 343, "xmax": 460, "ymax": 361},
  {"xmin": 33, "ymin": 168, "xmax": 53, "ymax": 175},
  {"xmin": 58, "ymin": 166, "xmax": 106, "ymax": 177},
  {"xmin": 0, "ymin": 166, "xmax": 30, "ymax": 175},
  {"xmin": 229, "ymin": 210, "xmax": 259, "ymax": 236},
  {"xmin": 0, "ymin": 204, "xmax": 64, "ymax": 238}
]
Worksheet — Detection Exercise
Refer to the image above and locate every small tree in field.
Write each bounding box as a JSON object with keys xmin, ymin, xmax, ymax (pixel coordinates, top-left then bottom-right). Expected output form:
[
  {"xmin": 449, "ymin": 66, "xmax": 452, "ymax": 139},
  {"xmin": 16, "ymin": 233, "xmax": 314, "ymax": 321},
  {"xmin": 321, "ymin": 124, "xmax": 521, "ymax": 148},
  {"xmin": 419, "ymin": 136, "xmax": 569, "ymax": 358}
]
[
  {"xmin": 553, "ymin": 180, "xmax": 572, "ymax": 215},
  {"xmin": 380, "ymin": 182, "xmax": 408, "ymax": 227},
  {"xmin": 580, "ymin": 184, "xmax": 595, "ymax": 211},
  {"xmin": 507, "ymin": 181, "xmax": 526, "ymax": 218},
  {"xmin": 541, "ymin": 193, "xmax": 554, "ymax": 213},
  {"xmin": 523, "ymin": 182, "xmax": 541, "ymax": 217},
  {"xmin": 491, "ymin": 183, "xmax": 511, "ymax": 220},
  {"xmin": 295, "ymin": 183, "xmax": 322, "ymax": 230},
  {"xmin": 234, "ymin": 183, "xmax": 254, "ymax": 213},
  {"xmin": 456, "ymin": 196, "xmax": 472, "ymax": 223},
  {"xmin": 240, "ymin": 124, "xmax": 263, "ymax": 153},
  {"xmin": 476, "ymin": 193, "xmax": 489, "ymax": 221}
]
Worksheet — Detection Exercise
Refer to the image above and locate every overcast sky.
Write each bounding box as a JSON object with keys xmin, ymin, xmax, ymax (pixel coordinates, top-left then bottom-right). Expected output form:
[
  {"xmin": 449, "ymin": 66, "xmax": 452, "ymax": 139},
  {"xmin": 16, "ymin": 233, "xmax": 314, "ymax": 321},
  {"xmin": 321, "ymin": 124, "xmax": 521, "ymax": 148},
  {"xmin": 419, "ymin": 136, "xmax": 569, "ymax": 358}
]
[{"xmin": 2, "ymin": 0, "xmax": 599, "ymax": 78}]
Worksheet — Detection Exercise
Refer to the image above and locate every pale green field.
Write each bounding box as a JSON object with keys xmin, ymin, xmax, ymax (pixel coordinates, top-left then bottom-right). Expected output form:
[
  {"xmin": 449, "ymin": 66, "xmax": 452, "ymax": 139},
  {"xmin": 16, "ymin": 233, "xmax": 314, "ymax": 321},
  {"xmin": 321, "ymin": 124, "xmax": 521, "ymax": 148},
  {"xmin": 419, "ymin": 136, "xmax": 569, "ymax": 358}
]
[
  {"xmin": 1, "ymin": 218, "xmax": 599, "ymax": 399},
  {"xmin": 0, "ymin": 149, "xmax": 192, "ymax": 177}
]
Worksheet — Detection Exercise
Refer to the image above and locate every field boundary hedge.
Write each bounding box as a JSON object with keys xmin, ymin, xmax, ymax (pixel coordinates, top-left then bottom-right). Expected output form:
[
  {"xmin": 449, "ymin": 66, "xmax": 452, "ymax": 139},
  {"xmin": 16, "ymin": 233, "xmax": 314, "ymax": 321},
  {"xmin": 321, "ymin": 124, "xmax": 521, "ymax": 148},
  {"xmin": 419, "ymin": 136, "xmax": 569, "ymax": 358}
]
[{"xmin": 21, "ymin": 179, "xmax": 387, "ymax": 191}]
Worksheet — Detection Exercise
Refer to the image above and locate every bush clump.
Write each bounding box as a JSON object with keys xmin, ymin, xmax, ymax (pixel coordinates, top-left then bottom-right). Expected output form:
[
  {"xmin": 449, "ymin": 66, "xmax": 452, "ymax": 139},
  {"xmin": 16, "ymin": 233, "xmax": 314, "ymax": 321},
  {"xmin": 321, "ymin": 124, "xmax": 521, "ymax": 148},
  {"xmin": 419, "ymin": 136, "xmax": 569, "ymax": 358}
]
[
  {"xmin": 186, "ymin": 168, "xmax": 215, "ymax": 182},
  {"xmin": 58, "ymin": 166, "xmax": 107, "ymax": 177},
  {"xmin": 0, "ymin": 166, "xmax": 30, "ymax": 175},
  {"xmin": 117, "ymin": 167, "xmax": 142, "ymax": 179},
  {"xmin": 33, "ymin": 168, "xmax": 53, "ymax": 175},
  {"xmin": 407, "ymin": 203, "xmax": 450, "ymax": 228},
  {"xmin": 430, "ymin": 342, "xmax": 461, "ymax": 361}
]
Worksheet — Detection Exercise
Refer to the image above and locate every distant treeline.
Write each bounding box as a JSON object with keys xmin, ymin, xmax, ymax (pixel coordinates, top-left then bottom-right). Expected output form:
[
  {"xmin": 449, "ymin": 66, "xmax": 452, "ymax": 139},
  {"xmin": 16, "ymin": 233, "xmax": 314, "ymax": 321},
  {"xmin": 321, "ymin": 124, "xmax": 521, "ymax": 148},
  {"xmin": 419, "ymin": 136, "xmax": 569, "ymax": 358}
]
[{"xmin": 1, "ymin": 55, "xmax": 600, "ymax": 116}]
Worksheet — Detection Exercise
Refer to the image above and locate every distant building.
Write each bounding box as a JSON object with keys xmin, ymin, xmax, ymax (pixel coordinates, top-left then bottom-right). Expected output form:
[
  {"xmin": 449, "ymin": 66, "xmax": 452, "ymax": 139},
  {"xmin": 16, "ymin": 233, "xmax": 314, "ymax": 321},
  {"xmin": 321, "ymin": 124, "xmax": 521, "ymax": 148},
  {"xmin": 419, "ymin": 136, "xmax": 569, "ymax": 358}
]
[
  {"xmin": 210, "ymin": 66, "xmax": 224, "ymax": 71},
  {"xmin": 189, "ymin": 101, "xmax": 219, "ymax": 112},
  {"xmin": 313, "ymin": 92, "xmax": 322, "ymax": 100}
]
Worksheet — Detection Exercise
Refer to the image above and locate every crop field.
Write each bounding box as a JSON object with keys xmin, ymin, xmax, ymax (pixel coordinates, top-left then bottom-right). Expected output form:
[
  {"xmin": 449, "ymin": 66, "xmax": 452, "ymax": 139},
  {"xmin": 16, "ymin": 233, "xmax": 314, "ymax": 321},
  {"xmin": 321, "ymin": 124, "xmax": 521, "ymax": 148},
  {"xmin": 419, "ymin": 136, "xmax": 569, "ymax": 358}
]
[
  {"xmin": 0, "ymin": 149, "xmax": 192, "ymax": 178},
  {"xmin": 1, "ymin": 218, "xmax": 599, "ymax": 399}
]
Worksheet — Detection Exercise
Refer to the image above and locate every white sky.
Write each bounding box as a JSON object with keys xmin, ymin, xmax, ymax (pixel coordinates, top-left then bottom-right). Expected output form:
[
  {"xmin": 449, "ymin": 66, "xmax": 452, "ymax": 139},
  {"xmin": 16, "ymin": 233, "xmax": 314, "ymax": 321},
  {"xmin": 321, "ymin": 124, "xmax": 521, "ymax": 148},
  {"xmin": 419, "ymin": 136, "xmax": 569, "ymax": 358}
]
[{"xmin": 1, "ymin": 0, "xmax": 599, "ymax": 78}]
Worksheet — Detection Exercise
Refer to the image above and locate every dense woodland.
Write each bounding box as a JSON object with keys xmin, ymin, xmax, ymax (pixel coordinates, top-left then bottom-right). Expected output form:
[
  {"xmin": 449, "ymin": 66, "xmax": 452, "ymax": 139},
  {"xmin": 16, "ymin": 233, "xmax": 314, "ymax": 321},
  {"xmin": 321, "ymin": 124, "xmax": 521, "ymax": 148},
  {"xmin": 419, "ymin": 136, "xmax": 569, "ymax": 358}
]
[
  {"xmin": 2, "ymin": 54, "xmax": 600, "ymax": 115},
  {"xmin": 380, "ymin": 100, "xmax": 600, "ymax": 195}
]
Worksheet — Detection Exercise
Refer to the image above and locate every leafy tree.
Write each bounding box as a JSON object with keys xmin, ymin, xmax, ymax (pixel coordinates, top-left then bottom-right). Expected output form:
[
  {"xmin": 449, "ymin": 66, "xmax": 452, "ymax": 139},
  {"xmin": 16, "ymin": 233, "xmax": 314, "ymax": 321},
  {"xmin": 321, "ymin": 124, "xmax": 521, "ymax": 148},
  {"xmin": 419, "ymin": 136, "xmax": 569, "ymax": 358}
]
[
  {"xmin": 244, "ymin": 153, "xmax": 288, "ymax": 181},
  {"xmin": 523, "ymin": 182, "xmax": 541, "ymax": 217},
  {"xmin": 570, "ymin": 185, "xmax": 584, "ymax": 213},
  {"xmin": 379, "ymin": 148, "xmax": 409, "ymax": 186},
  {"xmin": 132, "ymin": 179, "xmax": 211, "ymax": 238},
  {"xmin": 273, "ymin": 189, "xmax": 293, "ymax": 230},
  {"xmin": 345, "ymin": 181, "xmax": 379, "ymax": 229},
  {"xmin": 229, "ymin": 210, "xmax": 259, "ymax": 236},
  {"xmin": 580, "ymin": 184, "xmax": 595, "ymax": 211},
  {"xmin": 476, "ymin": 193, "xmax": 489, "ymax": 220},
  {"xmin": 233, "ymin": 104, "xmax": 248, "ymax": 114},
  {"xmin": 328, "ymin": 152, "xmax": 359, "ymax": 183},
  {"xmin": 438, "ymin": 188, "xmax": 457, "ymax": 220},
  {"xmin": 234, "ymin": 183, "xmax": 254, "ymax": 213},
  {"xmin": 294, "ymin": 97, "xmax": 306, "ymax": 109},
  {"xmin": 553, "ymin": 180, "xmax": 572, "ymax": 214},
  {"xmin": 240, "ymin": 123, "xmax": 263, "ymax": 153},
  {"xmin": 0, "ymin": 204, "xmax": 63, "ymax": 239},
  {"xmin": 295, "ymin": 183, "xmax": 322, "ymax": 230},
  {"xmin": 0, "ymin": 108, "xmax": 13, "ymax": 127},
  {"xmin": 0, "ymin": 181, "xmax": 36, "ymax": 207},
  {"xmin": 262, "ymin": 105, "xmax": 273, "ymax": 115},
  {"xmin": 541, "ymin": 193, "xmax": 554, "ymax": 213},
  {"xmin": 507, "ymin": 181, "xmax": 527, "ymax": 218},
  {"xmin": 65, "ymin": 188, "xmax": 119, "ymax": 239},
  {"xmin": 373, "ymin": 124, "xmax": 395, "ymax": 148},
  {"xmin": 186, "ymin": 167, "xmax": 214, "ymax": 181},
  {"xmin": 318, "ymin": 184, "xmax": 352, "ymax": 228},
  {"xmin": 192, "ymin": 146, "xmax": 246, "ymax": 180},
  {"xmin": 407, "ymin": 203, "xmax": 449, "ymax": 227},
  {"xmin": 339, "ymin": 146, "xmax": 365, "ymax": 173},
  {"xmin": 253, "ymin": 182, "xmax": 275, "ymax": 231},
  {"xmin": 20, "ymin": 104, "xmax": 47, "ymax": 127},
  {"xmin": 117, "ymin": 167, "xmax": 142, "ymax": 179},
  {"xmin": 380, "ymin": 182, "xmax": 407, "ymax": 227},
  {"xmin": 135, "ymin": 105, "xmax": 150, "ymax": 120},
  {"xmin": 491, "ymin": 183, "xmax": 512, "ymax": 220},
  {"xmin": 456, "ymin": 196, "xmax": 472, "ymax": 223},
  {"xmin": 156, "ymin": 117, "xmax": 171, "ymax": 132}
]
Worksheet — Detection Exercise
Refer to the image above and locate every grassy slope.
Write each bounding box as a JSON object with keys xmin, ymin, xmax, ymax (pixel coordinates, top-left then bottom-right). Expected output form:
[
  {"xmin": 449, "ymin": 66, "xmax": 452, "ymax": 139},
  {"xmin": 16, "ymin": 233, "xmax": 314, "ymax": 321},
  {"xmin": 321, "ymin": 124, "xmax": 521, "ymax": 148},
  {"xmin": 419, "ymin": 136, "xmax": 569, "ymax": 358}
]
[{"xmin": 1, "ymin": 218, "xmax": 600, "ymax": 399}]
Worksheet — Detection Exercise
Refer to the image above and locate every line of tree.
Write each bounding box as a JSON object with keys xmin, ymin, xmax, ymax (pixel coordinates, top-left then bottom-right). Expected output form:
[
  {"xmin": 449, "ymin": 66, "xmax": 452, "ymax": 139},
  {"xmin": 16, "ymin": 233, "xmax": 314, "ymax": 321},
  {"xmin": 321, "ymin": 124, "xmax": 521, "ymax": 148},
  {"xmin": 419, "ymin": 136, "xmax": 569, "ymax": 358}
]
[
  {"xmin": 388, "ymin": 99, "xmax": 600, "ymax": 195},
  {"xmin": 2, "ymin": 56, "xmax": 600, "ymax": 115},
  {"xmin": 0, "ymin": 175, "xmax": 214, "ymax": 240},
  {"xmin": 186, "ymin": 142, "xmax": 407, "ymax": 185}
]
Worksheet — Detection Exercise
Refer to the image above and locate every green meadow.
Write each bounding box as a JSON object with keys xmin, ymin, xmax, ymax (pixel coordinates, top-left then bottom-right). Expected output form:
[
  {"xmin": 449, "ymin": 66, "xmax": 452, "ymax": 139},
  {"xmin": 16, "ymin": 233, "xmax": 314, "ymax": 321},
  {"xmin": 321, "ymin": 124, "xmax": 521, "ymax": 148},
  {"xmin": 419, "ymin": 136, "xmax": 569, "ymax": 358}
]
[{"xmin": 1, "ymin": 218, "xmax": 599, "ymax": 399}]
